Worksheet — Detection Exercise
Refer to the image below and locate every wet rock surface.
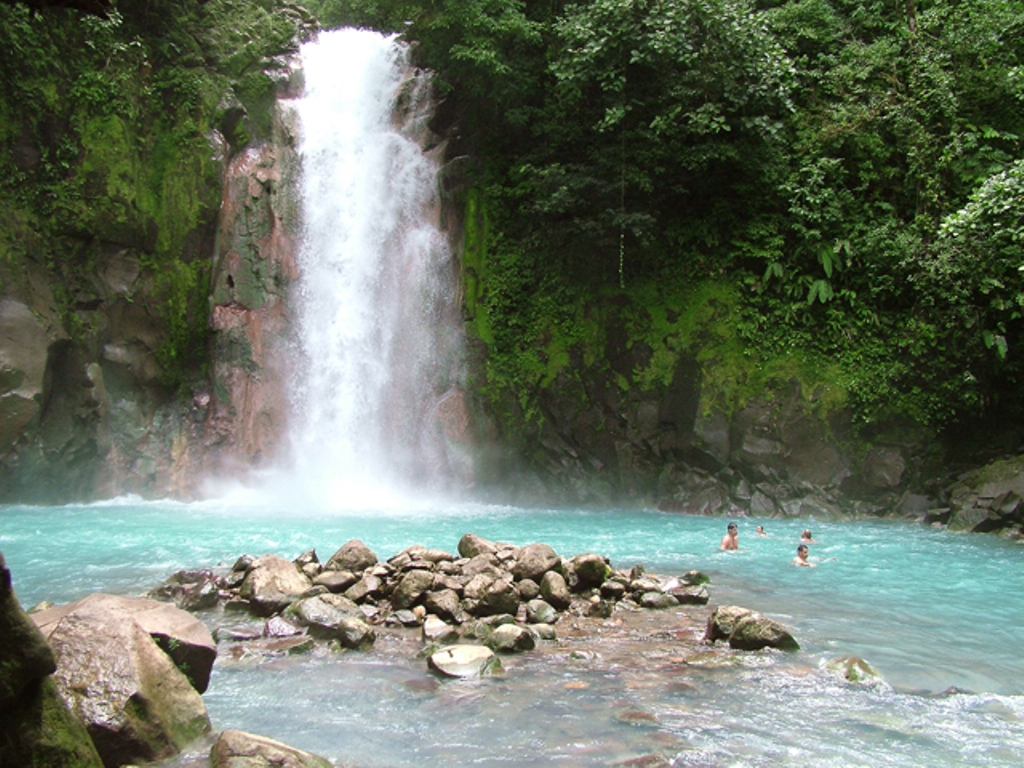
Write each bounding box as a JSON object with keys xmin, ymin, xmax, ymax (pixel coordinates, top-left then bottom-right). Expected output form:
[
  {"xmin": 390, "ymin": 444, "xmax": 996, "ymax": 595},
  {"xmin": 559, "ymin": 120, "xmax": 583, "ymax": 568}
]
[
  {"xmin": 31, "ymin": 594, "xmax": 214, "ymax": 766},
  {"xmin": 0, "ymin": 551, "xmax": 104, "ymax": 768}
]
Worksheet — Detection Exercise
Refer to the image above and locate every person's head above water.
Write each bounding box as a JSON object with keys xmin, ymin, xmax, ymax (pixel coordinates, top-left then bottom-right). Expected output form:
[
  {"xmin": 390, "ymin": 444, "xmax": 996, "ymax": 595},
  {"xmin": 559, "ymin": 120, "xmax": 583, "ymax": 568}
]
[{"xmin": 793, "ymin": 543, "xmax": 814, "ymax": 566}]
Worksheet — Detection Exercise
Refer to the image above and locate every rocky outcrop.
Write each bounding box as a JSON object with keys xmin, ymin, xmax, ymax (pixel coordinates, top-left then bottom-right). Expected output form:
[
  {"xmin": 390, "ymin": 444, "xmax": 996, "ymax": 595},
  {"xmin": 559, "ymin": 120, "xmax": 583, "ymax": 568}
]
[
  {"xmin": 31, "ymin": 594, "xmax": 214, "ymax": 767},
  {"xmin": 206, "ymin": 104, "xmax": 302, "ymax": 478},
  {"xmin": 943, "ymin": 454, "xmax": 1024, "ymax": 533},
  {"xmin": 0, "ymin": 552, "xmax": 104, "ymax": 768}
]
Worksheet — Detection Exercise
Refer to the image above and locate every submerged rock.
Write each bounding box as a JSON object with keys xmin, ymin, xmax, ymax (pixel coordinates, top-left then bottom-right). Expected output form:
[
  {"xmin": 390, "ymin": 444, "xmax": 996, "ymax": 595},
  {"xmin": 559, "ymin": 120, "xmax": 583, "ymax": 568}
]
[
  {"xmin": 825, "ymin": 656, "xmax": 884, "ymax": 684},
  {"xmin": 210, "ymin": 728, "xmax": 332, "ymax": 768},
  {"xmin": 427, "ymin": 645, "xmax": 503, "ymax": 678}
]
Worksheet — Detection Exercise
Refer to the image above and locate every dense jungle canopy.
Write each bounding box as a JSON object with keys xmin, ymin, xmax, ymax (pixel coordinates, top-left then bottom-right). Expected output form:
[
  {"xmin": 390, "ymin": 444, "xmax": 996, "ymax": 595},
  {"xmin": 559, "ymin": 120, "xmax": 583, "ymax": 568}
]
[{"xmin": 1, "ymin": 0, "xmax": 1023, "ymax": 445}]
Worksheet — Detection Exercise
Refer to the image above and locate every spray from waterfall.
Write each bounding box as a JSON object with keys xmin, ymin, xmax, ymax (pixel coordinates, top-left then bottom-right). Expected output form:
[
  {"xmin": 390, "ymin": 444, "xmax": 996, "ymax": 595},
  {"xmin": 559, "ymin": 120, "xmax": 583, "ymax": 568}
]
[{"xmin": 283, "ymin": 28, "xmax": 464, "ymax": 509}]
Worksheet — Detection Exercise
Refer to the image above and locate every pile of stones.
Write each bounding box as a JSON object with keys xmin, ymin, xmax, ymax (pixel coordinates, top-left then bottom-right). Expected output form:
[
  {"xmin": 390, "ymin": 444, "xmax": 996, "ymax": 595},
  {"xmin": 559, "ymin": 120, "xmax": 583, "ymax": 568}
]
[{"xmin": 152, "ymin": 532, "xmax": 714, "ymax": 673}]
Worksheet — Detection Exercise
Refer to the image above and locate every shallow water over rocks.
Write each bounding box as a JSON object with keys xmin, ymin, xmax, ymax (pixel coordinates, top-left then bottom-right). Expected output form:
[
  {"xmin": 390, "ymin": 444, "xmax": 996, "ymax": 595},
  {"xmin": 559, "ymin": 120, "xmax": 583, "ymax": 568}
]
[{"xmin": 3, "ymin": 499, "xmax": 1024, "ymax": 766}]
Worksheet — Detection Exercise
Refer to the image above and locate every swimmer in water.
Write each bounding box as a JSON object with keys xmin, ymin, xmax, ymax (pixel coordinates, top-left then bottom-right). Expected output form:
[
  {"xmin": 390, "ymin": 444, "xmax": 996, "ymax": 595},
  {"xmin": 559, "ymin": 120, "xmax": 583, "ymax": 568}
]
[
  {"xmin": 720, "ymin": 522, "xmax": 739, "ymax": 551},
  {"xmin": 793, "ymin": 544, "xmax": 814, "ymax": 567},
  {"xmin": 756, "ymin": 525, "xmax": 766, "ymax": 536},
  {"xmin": 800, "ymin": 529, "xmax": 816, "ymax": 544}
]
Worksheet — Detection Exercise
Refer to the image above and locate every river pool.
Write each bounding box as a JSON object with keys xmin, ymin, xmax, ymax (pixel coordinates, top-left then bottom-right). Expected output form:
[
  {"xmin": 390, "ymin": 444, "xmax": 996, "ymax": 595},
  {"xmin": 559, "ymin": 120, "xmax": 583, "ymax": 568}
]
[{"xmin": 2, "ymin": 498, "xmax": 1023, "ymax": 766}]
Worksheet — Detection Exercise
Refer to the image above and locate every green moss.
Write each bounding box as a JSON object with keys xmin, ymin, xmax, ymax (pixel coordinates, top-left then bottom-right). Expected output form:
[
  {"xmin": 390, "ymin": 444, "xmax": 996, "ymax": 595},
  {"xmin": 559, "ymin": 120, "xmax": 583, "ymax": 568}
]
[
  {"xmin": 462, "ymin": 187, "xmax": 490, "ymax": 342},
  {"xmin": 974, "ymin": 455, "xmax": 1024, "ymax": 488},
  {"xmin": 625, "ymin": 279, "xmax": 849, "ymax": 419}
]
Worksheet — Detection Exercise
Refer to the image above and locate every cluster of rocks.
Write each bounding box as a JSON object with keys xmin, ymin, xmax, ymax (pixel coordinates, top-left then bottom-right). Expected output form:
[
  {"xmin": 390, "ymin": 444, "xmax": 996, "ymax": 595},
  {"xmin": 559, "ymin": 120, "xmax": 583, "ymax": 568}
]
[
  {"xmin": 0, "ymin": 553, "xmax": 341, "ymax": 768},
  {"xmin": 153, "ymin": 532, "xmax": 721, "ymax": 673},
  {"xmin": 935, "ymin": 454, "xmax": 1024, "ymax": 534},
  {"xmin": 2, "ymin": 534, "xmax": 804, "ymax": 768}
]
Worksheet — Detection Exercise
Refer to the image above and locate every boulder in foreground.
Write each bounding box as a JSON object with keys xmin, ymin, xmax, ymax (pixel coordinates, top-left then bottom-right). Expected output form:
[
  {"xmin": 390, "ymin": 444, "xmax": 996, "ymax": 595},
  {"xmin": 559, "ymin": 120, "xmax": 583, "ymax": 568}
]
[
  {"xmin": 32, "ymin": 593, "xmax": 212, "ymax": 766},
  {"xmin": 0, "ymin": 552, "xmax": 104, "ymax": 768}
]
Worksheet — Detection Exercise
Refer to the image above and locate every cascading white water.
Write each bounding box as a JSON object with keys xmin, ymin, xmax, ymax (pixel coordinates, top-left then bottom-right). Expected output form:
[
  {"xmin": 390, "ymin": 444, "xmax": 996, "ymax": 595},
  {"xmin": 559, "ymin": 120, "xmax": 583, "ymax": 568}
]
[{"xmin": 287, "ymin": 29, "xmax": 461, "ymax": 508}]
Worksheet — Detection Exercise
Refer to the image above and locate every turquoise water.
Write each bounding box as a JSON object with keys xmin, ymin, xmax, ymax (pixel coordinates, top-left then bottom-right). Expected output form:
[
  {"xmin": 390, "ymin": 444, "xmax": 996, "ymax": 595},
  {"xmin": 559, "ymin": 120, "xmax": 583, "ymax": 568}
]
[{"xmin": 3, "ymin": 498, "xmax": 1023, "ymax": 766}]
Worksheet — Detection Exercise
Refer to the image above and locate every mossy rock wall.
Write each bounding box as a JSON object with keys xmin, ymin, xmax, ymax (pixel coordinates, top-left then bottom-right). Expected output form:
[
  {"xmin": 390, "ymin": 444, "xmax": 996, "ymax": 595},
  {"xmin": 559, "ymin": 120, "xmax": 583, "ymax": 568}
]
[
  {"xmin": 451, "ymin": 185, "xmax": 971, "ymax": 518},
  {"xmin": 0, "ymin": 1, "xmax": 315, "ymax": 502}
]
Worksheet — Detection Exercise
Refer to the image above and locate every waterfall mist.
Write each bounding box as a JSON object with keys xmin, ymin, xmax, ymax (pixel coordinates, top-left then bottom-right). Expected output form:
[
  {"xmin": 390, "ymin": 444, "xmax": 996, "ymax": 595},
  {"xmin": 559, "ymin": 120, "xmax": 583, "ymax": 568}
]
[{"xmin": 282, "ymin": 29, "xmax": 464, "ymax": 509}]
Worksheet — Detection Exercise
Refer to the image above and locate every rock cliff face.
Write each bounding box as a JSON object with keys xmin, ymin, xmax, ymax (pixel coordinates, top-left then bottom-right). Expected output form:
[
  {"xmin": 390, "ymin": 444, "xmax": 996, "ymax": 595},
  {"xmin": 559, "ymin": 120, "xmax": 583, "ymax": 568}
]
[{"xmin": 0, "ymin": 67, "xmax": 303, "ymax": 502}]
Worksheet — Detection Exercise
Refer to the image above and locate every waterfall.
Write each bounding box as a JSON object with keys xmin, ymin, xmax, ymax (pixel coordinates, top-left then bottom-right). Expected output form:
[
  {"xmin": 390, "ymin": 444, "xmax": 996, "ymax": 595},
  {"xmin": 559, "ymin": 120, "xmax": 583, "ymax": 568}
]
[{"xmin": 285, "ymin": 29, "xmax": 462, "ymax": 508}]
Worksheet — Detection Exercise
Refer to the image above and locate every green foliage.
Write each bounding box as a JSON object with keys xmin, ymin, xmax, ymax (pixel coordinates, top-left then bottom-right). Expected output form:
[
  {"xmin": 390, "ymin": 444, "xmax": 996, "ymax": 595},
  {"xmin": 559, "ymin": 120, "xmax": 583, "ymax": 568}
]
[
  {"xmin": 0, "ymin": 0, "xmax": 306, "ymax": 389},
  {"xmin": 416, "ymin": 0, "xmax": 1024, "ymax": 436}
]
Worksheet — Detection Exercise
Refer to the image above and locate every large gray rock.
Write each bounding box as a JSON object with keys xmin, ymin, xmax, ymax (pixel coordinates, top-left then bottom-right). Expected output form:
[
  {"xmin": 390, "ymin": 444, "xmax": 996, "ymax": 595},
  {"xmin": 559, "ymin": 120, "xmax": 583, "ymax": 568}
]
[
  {"xmin": 427, "ymin": 645, "xmax": 503, "ymax": 678},
  {"xmin": 488, "ymin": 623, "xmax": 536, "ymax": 653},
  {"xmin": 704, "ymin": 605, "xmax": 755, "ymax": 644},
  {"xmin": 728, "ymin": 612, "xmax": 799, "ymax": 651},
  {"xmin": 32, "ymin": 593, "xmax": 211, "ymax": 766},
  {"xmin": 539, "ymin": 570, "xmax": 571, "ymax": 610},
  {"xmin": 210, "ymin": 729, "xmax": 332, "ymax": 768},
  {"xmin": 512, "ymin": 543, "xmax": 560, "ymax": 581},
  {"xmin": 32, "ymin": 593, "xmax": 217, "ymax": 694},
  {"xmin": 324, "ymin": 539, "xmax": 378, "ymax": 572},
  {"xmin": 458, "ymin": 532, "xmax": 498, "ymax": 558},
  {"xmin": 239, "ymin": 555, "xmax": 311, "ymax": 616},
  {"xmin": 283, "ymin": 593, "xmax": 360, "ymax": 638},
  {"xmin": 476, "ymin": 578, "xmax": 520, "ymax": 617},
  {"xmin": 0, "ymin": 299, "xmax": 51, "ymax": 455},
  {"xmin": 948, "ymin": 455, "xmax": 1024, "ymax": 532},
  {"xmin": 391, "ymin": 569, "xmax": 434, "ymax": 609},
  {"xmin": 423, "ymin": 588, "xmax": 461, "ymax": 621},
  {"xmin": 572, "ymin": 553, "xmax": 611, "ymax": 589},
  {"xmin": 336, "ymin": 617, "xmax": 376, "ymax": 650},
  {"xmin": 861, "ymin": 446, "xmax": 906, "ymax": 489},
  {"xmin": 0, "ymin": 553, "xmax": 104, "ymax": 768}
]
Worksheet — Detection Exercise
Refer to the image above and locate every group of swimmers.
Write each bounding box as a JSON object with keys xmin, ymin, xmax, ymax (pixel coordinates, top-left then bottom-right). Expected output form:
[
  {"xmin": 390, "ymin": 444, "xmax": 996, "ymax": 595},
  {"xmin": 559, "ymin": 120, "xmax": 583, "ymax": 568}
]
[{"xmin": 719, "ymin": 523, "xmax": 822, "ymax": 566}]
